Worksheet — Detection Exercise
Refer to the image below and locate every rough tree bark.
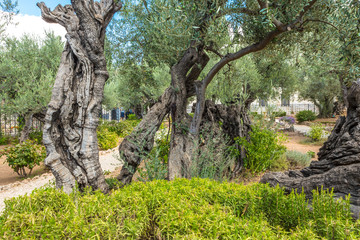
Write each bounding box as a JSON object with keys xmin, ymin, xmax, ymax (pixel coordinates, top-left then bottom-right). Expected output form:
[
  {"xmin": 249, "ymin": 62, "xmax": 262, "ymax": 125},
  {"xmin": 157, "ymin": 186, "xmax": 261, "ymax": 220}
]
[
  {"xmin": 167, "ymin": 47, "xmax": 204, "ymax": 180},
  {"xmin": 38, "ymin": 0, "xmax": 121, "ymax": 193},
  {"xmin": 198, "ymin": 100, "xmax": 252, "ymax": 177},
  {"xmin": 261, "ymin": 80, "xmax": 360, "ymax": 218},
  {"xmin": 117, "ymin": 87, "xmax": 173, "ymax": 184}
]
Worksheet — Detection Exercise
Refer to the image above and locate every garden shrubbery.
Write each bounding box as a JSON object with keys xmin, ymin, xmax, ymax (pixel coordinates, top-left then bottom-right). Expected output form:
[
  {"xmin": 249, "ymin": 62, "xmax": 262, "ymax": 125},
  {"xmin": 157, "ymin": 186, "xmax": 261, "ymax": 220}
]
[
  {"xmin": 286, "ymin": 150, "xmax": 312, "ymax": 167},
  {"xmin": 97, "ymin": 119, "xmax": 141, "ymax": 150},
  {"xmin": 0, "ymin": 178, "xmax": 358, "ymax": 239},
  {"xmin": 97, "ymin": 128, "xmax": 119, "ymax": 150},
  {"xmin": 0, "ymin": 140, "xmax": 46, "ymax": 177},
  {"xmin": 137, "ymin": 127, "xmax": 169, "ymax": 182},
  {"xmin": 235, "ymin": 125, "xmax": 287, "ymax": 173},
  {"xmin": 308, "ymin": 123, "xmax": 325, "ymax": 141},
  {"xmin": 98, "ymin": 120, "xmax": 140, "ymax": 138},
  {"xmin": 296, "ymin": 110, "xmax": 317, "ymax": 122}
]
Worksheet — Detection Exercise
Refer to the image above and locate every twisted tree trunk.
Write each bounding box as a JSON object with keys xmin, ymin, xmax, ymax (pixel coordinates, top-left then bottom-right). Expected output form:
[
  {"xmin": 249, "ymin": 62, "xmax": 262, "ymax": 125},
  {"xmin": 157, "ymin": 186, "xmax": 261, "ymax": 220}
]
[
  {"xmin": 261, "ymin": 80, "xmax": 360, "ymax": 218},
  {"xmin": 38, "ymin": 1, "xmax": 121, "ymax": 193},
  {"xmin": 117, "ymin": 46, "xmax": 210, "ymax": 183},
  {"xmin": 117, "ymin": 87, "xmax": 173, "ymax": 185}
]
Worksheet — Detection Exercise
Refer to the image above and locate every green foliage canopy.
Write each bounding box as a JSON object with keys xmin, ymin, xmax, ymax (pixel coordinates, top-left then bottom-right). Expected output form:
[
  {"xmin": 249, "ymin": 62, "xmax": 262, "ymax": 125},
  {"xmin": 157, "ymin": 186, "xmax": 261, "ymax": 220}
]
[{"xmin": 0, "ymin": 33, "xmax": 63, "ymax": 116}]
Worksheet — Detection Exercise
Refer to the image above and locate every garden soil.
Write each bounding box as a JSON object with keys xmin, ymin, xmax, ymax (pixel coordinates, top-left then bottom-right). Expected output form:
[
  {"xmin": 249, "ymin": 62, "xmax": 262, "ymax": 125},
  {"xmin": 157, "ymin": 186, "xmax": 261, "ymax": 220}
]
[{"xmin": 284, "ymin": 132, "xmax": 321, "ymax": 161}]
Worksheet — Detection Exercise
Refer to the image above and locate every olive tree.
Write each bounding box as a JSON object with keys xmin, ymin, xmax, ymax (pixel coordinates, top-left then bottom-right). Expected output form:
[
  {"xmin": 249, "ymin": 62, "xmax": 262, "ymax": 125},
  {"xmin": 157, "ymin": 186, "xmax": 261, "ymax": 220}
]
[
  {"xmin": 0, "ymin": 33, "xmax": 63, "ymax": 142},
  {"xmin": 114, "ymin": 0, "xmax": 328, "ymax": 184},
  {"xmin": 37, "ymin": 0, "xmax": 122, "ymax": 193}
]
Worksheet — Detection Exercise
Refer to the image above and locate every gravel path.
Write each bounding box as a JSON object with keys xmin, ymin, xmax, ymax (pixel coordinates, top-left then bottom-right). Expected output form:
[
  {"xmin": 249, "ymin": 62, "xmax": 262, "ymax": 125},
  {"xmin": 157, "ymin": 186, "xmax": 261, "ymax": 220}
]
[
  {"xmin": 293, "ymin": 124, "xmax": 312, "ymax": 135},
  {"xmin": 0, "ymin": 147, "xmax": 122, "ymax": 212}
]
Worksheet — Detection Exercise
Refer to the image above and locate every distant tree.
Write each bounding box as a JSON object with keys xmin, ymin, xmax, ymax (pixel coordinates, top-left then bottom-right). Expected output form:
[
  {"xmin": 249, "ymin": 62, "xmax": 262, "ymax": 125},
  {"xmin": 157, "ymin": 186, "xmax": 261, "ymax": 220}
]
[
  {"xmin": 0, "ymin": 0, "xmax": 18, "ymax": 38},
  {"xmin": 0, "ymin": 33, "xmax": 63, "ymax": 142},
  {"xmin": 103, "ymin": 62, "xmax": 170, "ymax": 118}
]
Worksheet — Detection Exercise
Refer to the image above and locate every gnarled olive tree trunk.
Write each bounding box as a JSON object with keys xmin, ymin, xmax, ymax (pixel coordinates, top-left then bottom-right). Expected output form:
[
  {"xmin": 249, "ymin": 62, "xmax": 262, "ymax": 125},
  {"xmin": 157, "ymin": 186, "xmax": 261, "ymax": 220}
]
[
  {"xmin": 38, "ymin": 0, "xmax": 121, "ymax": 193},
  {"xmin": 117, "ymin": 46, "xmax": 210, "ymax": 183},
  {"xmin": 261, "ymin": 80, "xmax": 360, "ymax": 218},
  {"xmin": 117, "ymin": 87, "xmax": 173, "ymax": 185}
]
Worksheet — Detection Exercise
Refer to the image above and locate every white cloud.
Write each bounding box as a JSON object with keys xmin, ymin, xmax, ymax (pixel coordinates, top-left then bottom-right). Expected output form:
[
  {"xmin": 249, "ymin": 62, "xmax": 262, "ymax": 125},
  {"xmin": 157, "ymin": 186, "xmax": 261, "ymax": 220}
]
[{"xmin": 5, "ymin": 13, "xmax": 66, "ymax": 41}]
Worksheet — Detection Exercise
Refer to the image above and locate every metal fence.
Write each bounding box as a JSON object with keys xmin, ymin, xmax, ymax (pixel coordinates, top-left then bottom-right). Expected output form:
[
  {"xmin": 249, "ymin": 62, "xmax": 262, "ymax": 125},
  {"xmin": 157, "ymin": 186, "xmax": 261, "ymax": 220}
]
[
  {"xmin": 0, "ymin": 113, "xmax": 43, "ymax": 137},
  {"xmin": 250, "ymin": 103, "xmax": 319, "ymax": 115},
  {"xmin": 101, "ymin": 108, "xmax": 128, "ymax": 122}
]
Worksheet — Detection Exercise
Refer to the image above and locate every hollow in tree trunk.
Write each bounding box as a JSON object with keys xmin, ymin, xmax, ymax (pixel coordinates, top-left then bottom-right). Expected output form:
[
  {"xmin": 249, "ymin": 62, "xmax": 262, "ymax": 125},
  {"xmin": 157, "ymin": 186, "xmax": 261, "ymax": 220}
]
[
  {"xmin": 261, "ymin": 80, "xmax": 360, "ymax": 218},
  {"xmin": 38, "ymin": 1, "xmax": 121, "ymax": 193}
]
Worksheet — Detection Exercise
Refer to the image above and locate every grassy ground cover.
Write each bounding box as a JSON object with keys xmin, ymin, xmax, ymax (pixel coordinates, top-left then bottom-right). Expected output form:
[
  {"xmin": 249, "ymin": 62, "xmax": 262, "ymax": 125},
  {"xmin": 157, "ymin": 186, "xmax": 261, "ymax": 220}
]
[{"xmin": 1, "ymin": 178, "xmax": 358, "ymax": 239}]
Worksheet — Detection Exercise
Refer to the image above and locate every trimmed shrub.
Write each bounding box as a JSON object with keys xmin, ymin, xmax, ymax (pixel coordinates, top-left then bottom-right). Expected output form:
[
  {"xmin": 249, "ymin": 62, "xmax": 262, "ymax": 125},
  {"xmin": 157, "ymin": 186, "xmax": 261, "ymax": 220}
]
[
  {"xmin": 0, "ymin": 140, "xmax": 45, "ymax": 177},
  {"xmin": 0, "ymin": 178, "xmax": 358, "ymax": 239},
  {"xmin": 286, "ymin": 150, "xmax": 312, "ymax": 167},
  {"xmin": 236, "ymin": 125, "xmax": 287, "ymax": 173},
  {"xmin": 97, "ymin": 128, "xmax": 119, "ymax": 150},
  {"xmin": 274, "ymin": 111, "xmax": 286, "ymax": 117},
  {"xmin": 296, "ymin": 110, "xmax": 317, "ymax": 122}
]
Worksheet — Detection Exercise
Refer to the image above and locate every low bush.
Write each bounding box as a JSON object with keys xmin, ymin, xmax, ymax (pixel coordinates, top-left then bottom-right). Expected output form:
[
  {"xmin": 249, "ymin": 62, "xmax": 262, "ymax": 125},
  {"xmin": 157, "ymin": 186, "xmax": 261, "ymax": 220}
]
[
  {"xmin": 308, "ymin": 123, "xmax": 325, "ymax": 141},
  {"xmin": 279, "ymin": 115, "xmax": 295, "ymax": 125},
  {"xmin": 98, "ymin": 120, "xmax": 141, "ymax": 138},
  {"xmin": 286, "ymin": 150, "xmax": 312, "ymax": 167},
  {"xmin": 97, "ymin": 128, "xmax": 119, "ymax": 150},
  {"xmin": 269, "ymin": 153, "xmax": 289, "ymax": 171},
  {"xmin": 307, "ymin": 150, "xmax": 316, "ymax": 158},
  {"xmin": 0, "ymin": 140, "xmax": 46, "ymax": 177},
  {"xmin": 0, "ymin": 134, "xmax": 12, "ymax": 145},
  {"xmin": 274, "ymin": 111, "xmax": 287, "ymax": 117},
  {"xmin": 127, "ymin": 113, "xmax": 138, "ymax": 120},
  {"xmin": 295, "ymin": 110, "xmax": 317, "ymax": 122},
  {"xmin": 0, "ymin": 178, "xmax": 358, "ymax": 239},
  {"xmin": 236, "ymin": 125, "xmax": 287, "ymax": 173}
]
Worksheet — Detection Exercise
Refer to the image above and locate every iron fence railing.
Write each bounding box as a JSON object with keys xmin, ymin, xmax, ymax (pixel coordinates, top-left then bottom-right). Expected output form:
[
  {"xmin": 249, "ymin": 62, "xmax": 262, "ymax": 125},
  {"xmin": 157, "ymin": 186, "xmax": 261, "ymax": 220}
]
[
  {"xmin": 250, "ymin": 103, "xmax": 319, "ymax": 115},
  {"xmin": 0, "ymin": 112, "xmax": 43, "ymax": 137}
]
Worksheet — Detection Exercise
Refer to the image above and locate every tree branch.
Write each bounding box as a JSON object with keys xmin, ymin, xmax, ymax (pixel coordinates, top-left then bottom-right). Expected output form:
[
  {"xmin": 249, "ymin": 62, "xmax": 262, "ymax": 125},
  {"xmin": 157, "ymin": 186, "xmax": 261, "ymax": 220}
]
[
  {"xmin": 189, "ymin": 0, "xmax": 319, "ymax": 135},
  {"xmin": 301, "ymin": 19, "xmax": 339, "ymax": 30},
  {"xmin": 221, "ymin": 7, "xmax": 259, "ymax": 16},
  {"xmin": 205, "ymin": 45, "xmax": 223, "ymax": 58},
  {"xmin": 37, "ymin": 2, "xmax": 77, "ymax": 30}
]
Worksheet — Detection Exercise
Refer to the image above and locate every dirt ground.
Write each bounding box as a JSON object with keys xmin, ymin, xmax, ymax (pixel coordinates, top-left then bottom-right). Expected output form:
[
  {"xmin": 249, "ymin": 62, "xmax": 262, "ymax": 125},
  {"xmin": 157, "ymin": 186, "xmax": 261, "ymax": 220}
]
[{"xmin": 284, "ymin": 132, "xmax": 322, "ymax": 160}]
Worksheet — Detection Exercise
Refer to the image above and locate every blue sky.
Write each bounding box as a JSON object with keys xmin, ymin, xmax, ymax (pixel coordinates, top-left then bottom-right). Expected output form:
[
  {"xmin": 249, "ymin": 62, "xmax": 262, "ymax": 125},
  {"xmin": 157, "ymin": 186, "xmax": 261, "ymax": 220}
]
[{"xmin": 17, "ymin": 0, "xmax": 71, "ymax": 16}]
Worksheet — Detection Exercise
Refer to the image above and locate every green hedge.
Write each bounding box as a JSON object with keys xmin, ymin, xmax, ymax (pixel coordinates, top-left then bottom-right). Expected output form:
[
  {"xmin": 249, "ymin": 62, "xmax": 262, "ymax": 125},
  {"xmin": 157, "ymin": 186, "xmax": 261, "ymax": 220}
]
[
  {"xmin": 1, "ymin": 178, "xmax": 359, "ymax": 239},
  {"xmin": 296, "ymin": 110, "xmax": 317, "ymax": 123}
]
